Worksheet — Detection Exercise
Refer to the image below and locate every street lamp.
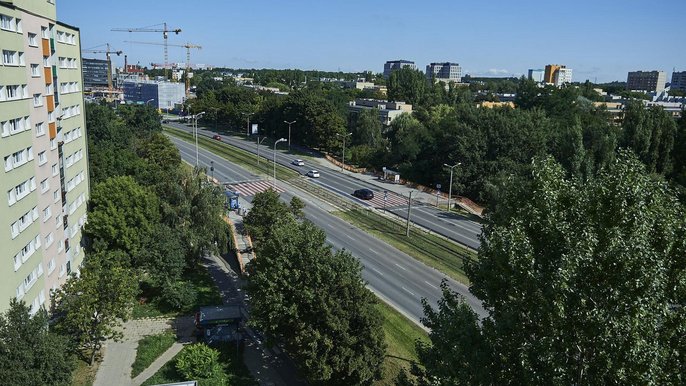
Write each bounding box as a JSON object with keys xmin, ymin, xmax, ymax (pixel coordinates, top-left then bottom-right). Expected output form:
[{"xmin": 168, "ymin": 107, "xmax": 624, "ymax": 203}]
[
  {"xmin": 256, "ymin": 136, "xmax": 267, "ymax": 166},
  {"xmin": 273, "ymin": 138, "xmax": 287, "ymax": 188},
  {"xmin": 284, "ymin": 120, "xmax": 296, "ymax": 151},
  {"xmin": 145, "ymin": 98, "xmax": 155, "ymax": 106},
  {"xmin": 242, "ymin": 112, "xmax": 253, "ymax": 136},
  {"xmin": 210, "ymin": 160, "xmax": 214, "ymax": 180},
  {"xmin": 194, "ymin": 111, "xmax": 206, "ymax": 167},
  {"xmin": 335, "ymin": 132, "xmax": 352, "ymax": 172},
  {"xmin": 443, "ymin": 163, "xmax": 461, "ymax": 212}
]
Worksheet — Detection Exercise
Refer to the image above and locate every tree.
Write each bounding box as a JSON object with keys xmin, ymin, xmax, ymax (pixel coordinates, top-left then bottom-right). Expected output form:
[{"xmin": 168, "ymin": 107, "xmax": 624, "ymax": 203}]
[
  {"xmin": 621, "ymin": 101, "xmax": 676, "ymax": 174},
  {"xmin": 414, "ymin": 151, "xmax": 686, "ymax": 385},
  {"xmin": 387, "ymin": 67, "xmax": 427, "ymax": 106},
  {"xmin": 84, "ymin": 175, "xmax": 160, "ymax": 259},
  {"xmin": 289, "ymin": 196, "xmax": 306, "ymax": 219},
  {"xmin": 243, "ymin": 189, "xmax": 291, "ymax": 246},
  {"xmin": 351, "ymin": 108, "xmax": 382, "ymax": 147},
  {"xmin": 175, "ymin": 343, "xmax": 223, "ymax": 381},
  {"xmin": 247, "ymin": 215, "xmax": 386, "ymax": 384},
  {"xmin": 0, "ymin": 300, "xmax": 74, "ymax": 385},
  {"xmin": 52, "ymin": 251, "xmax": 138, "ymax": 365}
]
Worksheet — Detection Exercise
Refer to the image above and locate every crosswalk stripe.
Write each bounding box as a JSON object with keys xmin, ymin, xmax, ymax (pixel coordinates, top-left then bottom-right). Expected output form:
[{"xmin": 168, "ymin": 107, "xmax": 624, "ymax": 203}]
[{"xmin": 227, "ymin": 180, "xmax": 284, "ymax": 197}]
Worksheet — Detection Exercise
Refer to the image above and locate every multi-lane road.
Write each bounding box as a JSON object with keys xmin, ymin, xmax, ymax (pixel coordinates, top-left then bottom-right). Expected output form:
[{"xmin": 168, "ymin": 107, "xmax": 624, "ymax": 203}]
[
  {"xmin": 166, "ymin": 122, "xmax": 483, "ymax": 250},
  {"xmin": 168, "ymin": 136, "xmax": 486, "ymax": 326}
]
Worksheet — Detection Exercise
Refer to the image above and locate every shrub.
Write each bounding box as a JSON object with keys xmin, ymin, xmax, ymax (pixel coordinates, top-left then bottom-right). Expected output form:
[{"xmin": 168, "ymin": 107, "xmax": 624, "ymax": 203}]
[
  {"xmin": 160, "ymin": 280, "xmax": 198, "ymax": 311},
  {"xmin": 175, "ymin": 343, "xmax": 222, "ymax": 380}
]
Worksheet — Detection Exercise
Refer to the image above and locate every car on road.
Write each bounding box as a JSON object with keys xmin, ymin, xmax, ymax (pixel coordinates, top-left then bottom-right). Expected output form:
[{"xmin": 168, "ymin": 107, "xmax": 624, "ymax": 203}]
[
  {"xmin": 353, "ymin": 188, "xmax": 374, "ymax": 200},
  {"xmin": 306, "ymin": 170, "xmax": 320, "ymax": 178},
  {"xmin": 291, "ymin": 159, "xmax": 305, "ymax": 166},
  {"xmin": 212, "ymin": 135, "xmax": 222, "ymax": 141}
]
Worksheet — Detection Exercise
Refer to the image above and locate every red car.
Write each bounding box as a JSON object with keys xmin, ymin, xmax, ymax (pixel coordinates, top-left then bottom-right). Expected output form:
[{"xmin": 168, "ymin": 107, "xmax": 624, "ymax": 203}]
[{"xmin": 212, "ymin": 135, "xmax": 222, "ymax": 141}]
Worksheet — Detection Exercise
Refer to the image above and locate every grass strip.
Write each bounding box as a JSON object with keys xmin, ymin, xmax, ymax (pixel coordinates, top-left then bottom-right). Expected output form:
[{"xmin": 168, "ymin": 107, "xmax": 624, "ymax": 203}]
[
  {"xmin": 163, "ymin": 126, "xmax": 299, "ymax": 180},
  {"xmin": 336, "ymin": 208, "xmax": 476, "ymax": 284},
  {"xmin": 131, "ymin": 332, "xmax": 177, "ymax": 377},
  {"xmin": 374, "ymin": 301, "xmax": 428, "ymax": 386}
]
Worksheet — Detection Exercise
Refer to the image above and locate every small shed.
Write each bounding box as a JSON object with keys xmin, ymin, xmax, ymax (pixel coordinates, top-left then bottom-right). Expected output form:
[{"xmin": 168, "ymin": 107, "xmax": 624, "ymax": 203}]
[
  {"xmin": 195, "ymin": 305, "xmax": 243, "ymax": 344},
  {"xmin": 382, "ymin": 167, "xmax": 401, "ymax": 183}
]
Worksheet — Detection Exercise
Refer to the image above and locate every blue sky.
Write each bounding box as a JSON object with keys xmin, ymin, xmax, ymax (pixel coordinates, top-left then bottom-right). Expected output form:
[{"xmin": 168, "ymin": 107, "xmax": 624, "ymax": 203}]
[{"xmin": 59, "ymin": 0, "xmax": 685, "ymax": 82}]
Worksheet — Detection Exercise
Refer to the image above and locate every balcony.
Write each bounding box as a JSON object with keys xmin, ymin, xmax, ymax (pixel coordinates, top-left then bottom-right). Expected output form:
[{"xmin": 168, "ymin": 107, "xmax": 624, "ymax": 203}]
[
  {"xmin": 48, "ymin": 122, "xmax": 57, "ymax": 139},
  {"xmin": 46, "ymin": 94, "xmax": 54, "ymax": 111},
  {"xmin": 42, "ymin": 39, "xmax": 50, "ymax": 56},
  {"xmin": 44, "ymin": 67, "xmax": 52, "ymax": 83}
]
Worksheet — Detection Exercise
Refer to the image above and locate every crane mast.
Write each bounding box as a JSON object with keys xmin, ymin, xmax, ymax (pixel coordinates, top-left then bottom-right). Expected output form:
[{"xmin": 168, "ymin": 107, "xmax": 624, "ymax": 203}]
[{"xmin": 112, "ymin": 23, "xmax": 181, "ymax": 79}]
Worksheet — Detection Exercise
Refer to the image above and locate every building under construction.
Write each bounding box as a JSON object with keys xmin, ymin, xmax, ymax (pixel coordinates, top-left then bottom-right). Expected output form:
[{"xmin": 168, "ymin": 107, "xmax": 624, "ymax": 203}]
[
  {"xmin": 122, "ymin": 79, "xmax": 185, "ymax": 110},
  {"xmin": 82, "ymin": 58, "xmax": 109, "ymax": 89}
]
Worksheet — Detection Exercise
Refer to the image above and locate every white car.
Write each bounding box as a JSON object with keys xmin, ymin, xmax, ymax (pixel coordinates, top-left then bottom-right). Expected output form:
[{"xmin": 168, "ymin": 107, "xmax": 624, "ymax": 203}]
[
  {"xmin": 306, "ymin": 170, "xmax": 320, "ymax": 178},
  {"xmin": 292, "ymin": 159, "xmax": 305, "ymax": 166}
]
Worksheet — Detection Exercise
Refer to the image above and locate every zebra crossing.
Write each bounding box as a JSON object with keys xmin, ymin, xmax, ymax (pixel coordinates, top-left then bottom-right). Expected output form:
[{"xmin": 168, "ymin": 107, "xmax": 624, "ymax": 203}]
[
  {"xmin": 364, "ymin": 191, "xmax": 409, "ymax": 209},
  {"xmin": 227, "ymin": 180, "xmax": 284, "ymax": 197}
]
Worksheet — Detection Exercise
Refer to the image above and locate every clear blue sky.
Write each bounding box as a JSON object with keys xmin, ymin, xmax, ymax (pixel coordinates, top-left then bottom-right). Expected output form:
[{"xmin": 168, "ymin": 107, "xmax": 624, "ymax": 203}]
[{"xmin": 59, "ymin": 0, "xmax": 685, "ymax": 83}]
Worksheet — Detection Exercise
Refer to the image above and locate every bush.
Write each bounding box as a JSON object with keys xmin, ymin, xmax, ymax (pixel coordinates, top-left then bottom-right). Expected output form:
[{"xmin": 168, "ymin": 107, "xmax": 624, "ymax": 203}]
[
  {"xmin": 160, "ymin": 280, "xmax": 198, "ymax": 311},
  {"xmin": 175, "ymin": 343, "xmax": 222, "ymax": 380}
]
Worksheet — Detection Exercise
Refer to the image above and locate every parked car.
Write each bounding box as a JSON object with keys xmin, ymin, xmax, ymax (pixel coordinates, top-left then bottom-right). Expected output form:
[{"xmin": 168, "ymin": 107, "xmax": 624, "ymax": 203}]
[
  {"xmin": 292, "ymin": 159, "xmax": 305, "ymax": 166},
  {"xmin": 353, "ymin": 188, "xmax": 374, "ymax": 200},
  {"xmin": 212, "ymin": 135, "xmax": 222, "ymax": 141},
  {"xmin": 306, "ymin": 170, "xmax": 320, "ymax": 178}
]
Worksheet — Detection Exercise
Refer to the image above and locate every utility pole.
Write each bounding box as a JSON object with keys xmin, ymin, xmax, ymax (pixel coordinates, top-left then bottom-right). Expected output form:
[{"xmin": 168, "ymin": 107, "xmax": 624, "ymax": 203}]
[
  {"xmin": 336, "ymin": 132, "xmax": 352, "ymax": 172},
  {"xmin": 443, "ymin": 163, "xmax": 461, "ymax": 212},
  {"xmin": 273, "ymin": 138, "xmax": 287, "ymax": 188},
  {"xmin": 405, "ymin": 191, "xmax": 413, "ymax": 237},
  {"xmin": 194, "ymin": 112, "xmax": 205, "ymax": 167},
  {"xmin": 243, "ymin": 112, "xmax": 253, "ymax": 136},
  {"xmin": 256, "ymin": 136, "xmax": 267, "ymax": 166},
  {"xmin": 284, "ymin": 120, "xmax": 296, "ymax": 151}
]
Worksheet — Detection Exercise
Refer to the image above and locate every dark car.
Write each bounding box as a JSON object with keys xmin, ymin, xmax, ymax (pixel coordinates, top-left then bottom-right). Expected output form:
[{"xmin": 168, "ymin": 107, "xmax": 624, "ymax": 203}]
[
  {"xmin": 212, "ymin": 135, "xmax": 222, "ymax": 141},
  {"xmin": 353, "ymin": 189, "xmax": 374, "ymax": 200}
]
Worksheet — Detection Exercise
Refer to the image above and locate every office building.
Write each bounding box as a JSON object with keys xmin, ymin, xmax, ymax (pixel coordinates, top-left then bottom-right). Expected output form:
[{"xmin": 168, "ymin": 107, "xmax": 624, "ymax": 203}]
[
  {"xmin": 383, "ymin": 60, "xmax": 416, "ymax": 79},
  {"xmin": 0, "ymin": 0, "xmax": 89, "ymax": 314},
  {"xmin": 348, "ymin": 99, "xmax": 412, "ymax": 125},
  {"xmin": 671, "ymin": 71, "xmax": 686, "ymax": 92},
  {"xmin": 82, "ymin": 58, "xmax": 109, "ymax": 89},
  {"xmin": 528, "ymin": 69, "xmax": 545, "ymax": 83},
  {"xmin": 627, "ymin": 71, "xmax": 666, "ymax": 93},
  {"xmin": 123, "ymin": 80, "xmax": 185, "ymax": 110},
  {"xmin": 554, "ymin": 67, "xmax": 573, "ymax": 86},
  {"xmin": 426, "ymin": 62, "xmax": 462, "ymax": 83}
]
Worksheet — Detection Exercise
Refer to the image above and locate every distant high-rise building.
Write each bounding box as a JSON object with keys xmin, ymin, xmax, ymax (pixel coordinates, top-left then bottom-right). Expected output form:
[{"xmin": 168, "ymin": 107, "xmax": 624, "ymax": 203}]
[
  {"xmin": 554, "ymin": 68, "xmax": 573, "ymax": 86},
  {"xmin": 383, "ymin": 60, "xmax": 417, "ymax": 79},
  {"xmin": 123, "ymin": 80, "xmax": 186, "ymax": 110},
  {"xmin": 528, "ymin": 69, "xmax": 545, "ymax": 83},
  {"xmin": 670, "ymin": 71, "xmax": 686, "ymax": 92},
  {"xmin": 426, "ymin": 62, "xmax": 462, "ymax": 83},
  {"xmin": 544, "ymin": 64, "xmax": 562, "ymax": 84},
  {"xmin": 627, "ymin": 71, "xmax": 666, "ymax": 93},
  {"xmin": 0, "ymin": 0, "xmax": 89, "ymax": 314},
  {"xmin": 82, "ymin": 58, "xmax": 109, "ymax": 89}
]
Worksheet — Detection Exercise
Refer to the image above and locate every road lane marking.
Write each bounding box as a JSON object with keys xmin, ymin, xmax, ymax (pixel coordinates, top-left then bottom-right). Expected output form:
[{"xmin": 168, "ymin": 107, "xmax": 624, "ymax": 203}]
[
  {"xmin": 347, "ymin": 235, "xmax": 355, "ymax": 240},
  {"xmin": 424, "ymin": 281, "xmax": 438, "ymax": 290},
  {"xmin": 368, "ymin": 266, "xmax": 384, "ymax": 276},
  {"xmin": 369, "ymin": 247, "xmax": 378, "ymax": 254},
  {"xmin": 394, "ymin": 263, "xmax": 407, "ymax": 271},
  {"xmin": 401, "ymin": 286, "xmax": 416, "ymax": 296}
]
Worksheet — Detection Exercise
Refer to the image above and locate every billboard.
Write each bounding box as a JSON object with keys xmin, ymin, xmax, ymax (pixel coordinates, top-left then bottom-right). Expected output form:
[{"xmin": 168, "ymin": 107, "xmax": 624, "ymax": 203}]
[{"xmin": 251, "ymin": 123, "xmax": 258, "ymax": 135}]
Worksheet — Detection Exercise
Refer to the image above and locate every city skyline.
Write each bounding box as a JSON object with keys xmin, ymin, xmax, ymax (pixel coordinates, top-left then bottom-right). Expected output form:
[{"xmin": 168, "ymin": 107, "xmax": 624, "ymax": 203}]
[{"xmin": 59, "ymin": 0, "xmax": 685, "ymax": 83}]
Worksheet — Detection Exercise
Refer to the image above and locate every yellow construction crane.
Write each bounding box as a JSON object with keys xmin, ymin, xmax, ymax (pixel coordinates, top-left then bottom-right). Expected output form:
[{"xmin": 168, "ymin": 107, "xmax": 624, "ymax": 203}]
[
  {"xmin": 124, "ymin": 40, "xmax": 201, "ymax": 96},
  {"xmin": 112, "ymin": 23, "xmax": 181, "ymax": 79},
  {"xmin": 82, "ymin": 43, "xmax": 123, "ymax": 92}
]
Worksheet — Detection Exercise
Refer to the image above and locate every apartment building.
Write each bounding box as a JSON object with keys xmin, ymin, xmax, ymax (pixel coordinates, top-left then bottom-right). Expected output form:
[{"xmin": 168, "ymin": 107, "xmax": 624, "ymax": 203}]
[
  {"xmin": 528, "ymin": 69, "xmax": 545, "ymax": 83},
  {"xmin": 383, "ymin": 60, "xmax": 416, "ymax": 79},
  {"xmin": 0, "ymin": 0, "xmax": 89, "ymax": 314},
  {"xmin": 627, "ymin": 70, "xmax": 666, "ymax": 93},
  {"xmin": 348, "ymin": 98, "xmax": 413, "ymax": 125},
  {"xmin": 670, "ymin": 71, "xmax": 686, "ymax": 92},
  {"xmin": 426, "ymin": 62, "xmax": 462, "ymax": 83},
  {"xmin": 543, "ymin": 64, "xmax": 572, "ymax": 86}
]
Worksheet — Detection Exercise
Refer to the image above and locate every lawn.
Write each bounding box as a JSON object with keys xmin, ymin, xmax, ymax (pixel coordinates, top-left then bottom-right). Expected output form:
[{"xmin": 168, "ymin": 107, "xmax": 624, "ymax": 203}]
[
  {"xmin": 336, "ymin": 208, "xmax": 477, "ymax": 284},
  {"xmin": 375, "ymin": 301, "xmax": 429, "ymax": 385},
  {"xmin": 132, "ymin": 264, "xmax": 223, "ymax": 319},
  {"xmin": 141, "ymin": 342, "xmax": 257, "ymax": 386},
  {"xmin": 71, "ymin": 357, "xmax": 99, "ymax": 386},
  {"xmin": 131, "ymin": 331, "xmax": 177, "ymax": 377}
]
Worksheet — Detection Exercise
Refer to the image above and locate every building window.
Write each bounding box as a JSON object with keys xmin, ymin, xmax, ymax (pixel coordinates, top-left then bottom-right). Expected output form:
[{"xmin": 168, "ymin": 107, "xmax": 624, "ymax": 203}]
[
  {"xmin": 51, "ymin": 163, "xmax": 58, "ymax": 176},
  {"xmin": 43, "ymin": 206, "xmax": 52, "ymax": 222},
  {"xmin": 40, "ymin": 26, "xmax": 48, "ymax": 39},
  {"xmin": 53, "ymin": 189, "xmax": 59, "ymax": 203},
  {"xmin": 33, "ymin": 93, "xmax": 42, "ymax": 107},
  {"xmin": 38, "ymin": 151, "xmax": 47, "ymax": 165},
  {"xmin": 31, "ymin": 64, "xmax": 40, "ymax": 77},
  {"xmin": 28, "ymin": 32, "xmax": 38, "ymax": 47},
  {"xmin": 35, "ymin": 122, "xmax": 45, "ymax": 137},
  {"xmin": 46, "ymin": 233, "xmax": 54, "ymax": 248},
  {"xmin": 40, "ymin": 178, "xmax": 49, "ymax": 193},
  {"xmin": 0, "ymin": 14, "xmax": 14, "ymax": 31}
]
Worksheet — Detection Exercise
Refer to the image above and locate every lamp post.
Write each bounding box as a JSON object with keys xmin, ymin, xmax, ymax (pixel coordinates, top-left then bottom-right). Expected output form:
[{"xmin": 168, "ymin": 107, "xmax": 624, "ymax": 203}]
[
  {"xmin": 243, "ymin": 112, "xmax": 253, "ymax": 136},
  {"xmin": 194, "ymin": 111, "xmax": 206, "ymax": 167},
  {"xmin": 273, "ymin": 138, "xmax": 287, "ymax": 188},
  {"xmin": 145, "ymin": 98, "xmax": 155, "ymax": 106},
  {"xmin": 284, "ymin": 120, "xmax": 296, "ymax": 151},
  {"xmin": 443, "ymin": 163, "xmax": 461, "ymax": 212},
  {"xmin": 335, "ymin": 132, "xmax": 352, "ymax": 172},
  {"xmin": 210, "ymin": 160, "xmax": 214, "ymax": 180}
]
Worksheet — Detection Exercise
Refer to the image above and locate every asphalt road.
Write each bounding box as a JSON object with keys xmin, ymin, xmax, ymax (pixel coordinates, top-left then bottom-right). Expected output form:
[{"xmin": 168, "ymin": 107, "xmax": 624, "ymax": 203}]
[
  {"xmin": 166, "ymin": 122, "xmax": 483, "ymax": 249},
  {"xmin": 168, "ymin": 135, "xmax": 486, "ymax": 325}
]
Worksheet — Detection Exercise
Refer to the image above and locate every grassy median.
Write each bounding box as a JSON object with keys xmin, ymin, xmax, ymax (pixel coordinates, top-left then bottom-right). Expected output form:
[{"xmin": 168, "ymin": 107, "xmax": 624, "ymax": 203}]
[
  {"xmin": 131, "ymin": 332, "xmax": 177, "ymax": 377},
  {"xmin": 336, "ymin": 208, "xmax": 477, "ymax": 284}
]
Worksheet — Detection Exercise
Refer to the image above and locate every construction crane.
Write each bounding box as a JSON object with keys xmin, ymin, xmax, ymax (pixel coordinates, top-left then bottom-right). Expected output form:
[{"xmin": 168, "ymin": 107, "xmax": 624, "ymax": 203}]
[
  {"xmin": 125, "ymin": 40, "xmax": 201, "ymax": 96},
  {"xmin": 112, "ymin": 23, "xmax": 181, "ymax": 78},
  {"xmin": 82, "ymin": 43, "xmax": 122, "ymax": 92}
]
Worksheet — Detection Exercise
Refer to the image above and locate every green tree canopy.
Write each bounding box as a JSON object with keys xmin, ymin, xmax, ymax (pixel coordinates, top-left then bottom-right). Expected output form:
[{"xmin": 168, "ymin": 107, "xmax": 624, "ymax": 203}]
[
  {"xmin": 0, "ymin": 300, "xmax": 74, "ymax": 385},
  {"xmin": 387, "ymin": 67, "xmax": 427, "ymax": 106},
  {"xmin": 414, "ymin": 151, "xmax": 686, "ymax": 385}
]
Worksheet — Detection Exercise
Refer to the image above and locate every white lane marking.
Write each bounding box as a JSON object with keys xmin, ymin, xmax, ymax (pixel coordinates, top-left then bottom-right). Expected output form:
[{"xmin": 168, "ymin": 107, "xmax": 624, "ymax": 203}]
[
  {"xmin": 394, "ymin": 263, "xmax": 407, "ymax": 271},
  {"xmin": 369, "ymin": 247, "xmax": 378, "ymax": 254},
  {"xmin": 368, "ymin": 266, "xmax": 385, "ymax": 276},
  {"xmin": 347, "ymin": 235, "xmax": 355, "ymax": 240},
  {"xmin": 401, "ymin": 286, "xmax": 416, "ymax": 296},
  {"xmin": 424, "ymin": 281, "xmax": 438, "ymax": 290}
]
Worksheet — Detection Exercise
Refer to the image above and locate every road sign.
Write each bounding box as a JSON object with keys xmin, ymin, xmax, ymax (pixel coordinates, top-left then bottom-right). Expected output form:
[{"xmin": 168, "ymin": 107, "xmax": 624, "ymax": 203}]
[
  {"xmin": 436, "ymin": 183, "xmax": 442, "ymax": 190},
  {"xmin": 384, "ymin": 191, "xmax": 388, "ymax": 201}
]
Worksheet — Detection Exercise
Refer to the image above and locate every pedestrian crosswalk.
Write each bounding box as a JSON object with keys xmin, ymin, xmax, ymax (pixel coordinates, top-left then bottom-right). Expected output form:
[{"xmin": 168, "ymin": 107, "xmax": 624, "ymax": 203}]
[
  {"xmin": 363, "ymin": 191, "xmax": 409, "ymax": 209},
  {"xmin": 227, "ymin": 180, "xmax": 284, "ymax": 197}
]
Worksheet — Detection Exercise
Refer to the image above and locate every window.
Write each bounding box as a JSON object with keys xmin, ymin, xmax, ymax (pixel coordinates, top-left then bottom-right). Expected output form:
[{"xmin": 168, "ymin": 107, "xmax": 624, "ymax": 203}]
[
  {"xmin": 53, "ymin": 189, "xmax": 59, "ymax": 203},
  {"xmin": 16, "ymin": 18, "xmax": 21, "ymax": 33},
  {"xmin": 3, "ymin": 50, "xmax": 17, "ymax": 65},
  {"xmin": 28, "ymin": 32, "xmax": 37, "ymax": 47},
  {"xmin": 40, "ymin": 178, "xmax": 49, "ymax": 193},
  {"xmin": 31, "ymin": 64, "xmax": 40, "ymax": 77},
  {"xmin": 38, "ymin": 151, "xmax": 46, "ymax": 165},
  {"xmin": 41, "ymin": 26, "xmax": 48, "ymax": 39},
  {"xmin": 50, "ymin": 138, "xmax": 56, "ymax": 150},
  {"xmin": 46, "ymin": 233, "xmax": 54, "ymax": 248},
  {"xmin": 43, "ymin": 206, "xmax": 51, "ymax": 222},
  {"xmin": 33, "ymin": 93, "xmax": 42, "ymax": 107},
  {"xmin": 35, "ymin": 122, "xmax": 45, "ymax": 137},
  {"xmin": 0, "ymin": 14, "xmax": 14, "ymax": 31},
  {"xmin": 51, "ymin": 163, "xmax": 58, "ymax": 176},
  {"xmin": 6, "ymin": 85, "xmax": 19, "ymax": 100},
  {"xmin": 43, "ymin": 56, "xmax": 49, "ymax": 67},
  {"xmin": 47, "ymin": 257, "xmax": 55, "ymax": 274}
]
